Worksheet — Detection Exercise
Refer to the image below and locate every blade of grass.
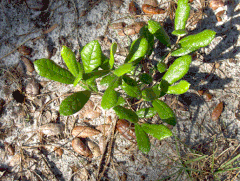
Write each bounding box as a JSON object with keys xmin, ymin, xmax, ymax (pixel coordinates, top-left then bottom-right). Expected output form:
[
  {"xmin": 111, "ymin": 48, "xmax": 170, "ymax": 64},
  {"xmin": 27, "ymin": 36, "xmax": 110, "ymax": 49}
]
[
  {"xmin": 184, "ymin": 155, "xmax": 208, "ymax": 164},
  {"xmin": 219, "ymin": 153, "xmax": 240, "ymax": 169}
]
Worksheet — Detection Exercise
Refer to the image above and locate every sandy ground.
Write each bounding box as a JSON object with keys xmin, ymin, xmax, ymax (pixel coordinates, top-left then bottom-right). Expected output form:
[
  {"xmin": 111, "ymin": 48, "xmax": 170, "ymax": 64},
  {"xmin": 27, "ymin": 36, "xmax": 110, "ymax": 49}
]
[{"xmin": 0, "ymin": 0, "xmax": 240, "ymax": 180}]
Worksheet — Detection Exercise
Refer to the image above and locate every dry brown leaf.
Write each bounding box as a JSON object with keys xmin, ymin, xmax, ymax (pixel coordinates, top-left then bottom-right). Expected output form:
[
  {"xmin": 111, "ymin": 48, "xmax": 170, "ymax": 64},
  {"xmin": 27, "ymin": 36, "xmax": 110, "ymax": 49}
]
[
  {"xmin": 72, "ymin": 138, "xmax": 92, "ymax": 157},
  {"xmin": 116, "ymin": 119, "xmax": 136, "ymax": 141},
  {"xmin": 20, "ymin": 56, "xmax": 34, "ymax": 73},
  {"xmin": 39, "ymin": 123, "xmax": 64, "ymax": 136},
  {"xmin": 54, "ymin": 147, "xmax": 63, "ymax": 156},
  {"xmin": 212, "ymin": 102, "xmax": 223, "ymax": 121},
  {"xmin": 95, "ymin": 124, "xmax": 111, "ymax": 134},
  {"xmin": 106, "ymin": 116, "xmax": 112, "ymax": 124},
  {"xmin": 129, "ymin": 1, "xmax": 137, "ymax": 15},
  {"xmin": 118, "ymin": 22, "xmax": 146, "ymax": 36},
  {"xmin": 25, "ymin": 79, "xmax": 40, "ymax": 95},
  {"xmin": 83, "ymin": 110, "xmax": 101, "ymax": 119},
  {"xmin": 9, "ymin": 153, "xmax": 21, "ymax": 167},
  {"xmin": 18, "ymin": 45, "xmax": 32, "ymax": 56},
  {"xmin": 209, "ymin": 0, "xmax": 224, "ymax": 10},
  {"xmin": 99, "ymin": 135, "xmax": 106, "ymax": 154},
  {"xmin": 86, "ymin": 140, "xmax": 101, "ymax": 157},
  {"xmin": 109, "ymin": 22, "xmax": 127, "ymax": 30},
  {"xmin": 72, "ymin": 126, "xmax": 100, "ymax": 138},
  {"xmin": 142, "ymin": 4, "xmax": 165, "ymax": 14},
  {"xmin": 4, "ymin": 142, "xmax": 15, "ymax": 156},
  {"xmin": 144, "ymin": 0, "xmax": 158, "ymax": 7}
]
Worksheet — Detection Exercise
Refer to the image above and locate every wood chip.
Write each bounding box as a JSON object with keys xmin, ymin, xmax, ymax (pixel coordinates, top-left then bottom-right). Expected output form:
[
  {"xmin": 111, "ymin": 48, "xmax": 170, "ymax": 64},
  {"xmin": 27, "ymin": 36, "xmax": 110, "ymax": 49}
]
[
  {"xmin": 144, "ymin": 0, "xmax": 158, "ymax": 7},
  {"xmin": 95, "ymin": 124, "xmax": 111, "ymax": 135},
  {"xmin": 129, "ymin": 1, "xmax": 137, "ymax": 15},
  {"xmin": 212, "ymin": 102, "xmax": 223, "ymax": 121},
  {"xmin": 118, "ymin": 22, "xmax": 146, "ymax": 36},
  {"xmin": 209, "ymin": 0, "xmax": 224, "ymax": 10},
  {"xmin": 54, "ymin": 147, "xmax": 63, "ymax": 157},
  {"xmin": 86, "ymin": 140, "xmax": 101, "ymax": 157},
  {"xmin": 18, "ymin": 45, "xmax": 32, "ymax": 56},
  {"xmin": 109, "ymin": 22, "xmax": 127, "ymax": 30},
  {"xmin": 4, "ymin": 142, "xmax": 15, "ymax": 156},
  {"xmin": 25, "ymin": 79, "xmax": 40, "ymax": 95}
]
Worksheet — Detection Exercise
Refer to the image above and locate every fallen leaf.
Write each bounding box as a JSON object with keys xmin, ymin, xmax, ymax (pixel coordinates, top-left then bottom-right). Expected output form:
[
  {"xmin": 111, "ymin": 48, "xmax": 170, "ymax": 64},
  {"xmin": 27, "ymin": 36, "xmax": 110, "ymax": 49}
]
[{"xmin": 212, "ymin": 102, "xmax": 223, "ymax": 121}]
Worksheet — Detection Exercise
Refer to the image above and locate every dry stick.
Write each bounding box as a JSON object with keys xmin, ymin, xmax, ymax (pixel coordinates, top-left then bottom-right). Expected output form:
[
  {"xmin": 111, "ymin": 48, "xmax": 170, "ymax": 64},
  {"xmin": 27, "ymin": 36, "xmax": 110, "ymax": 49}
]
[{"xmin": 96, "ymin": 117, "xmax": 117, "ymax": 180}]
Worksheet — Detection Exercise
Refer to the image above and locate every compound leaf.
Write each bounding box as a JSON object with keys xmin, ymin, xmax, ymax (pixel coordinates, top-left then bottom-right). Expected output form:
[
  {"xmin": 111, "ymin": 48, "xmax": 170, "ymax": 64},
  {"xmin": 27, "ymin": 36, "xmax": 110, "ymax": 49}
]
[
  {"xmin": 152, "ymin": 99, "xmax": 176, "ymax": 126},
  {"xmin": 141, "ymin": 123, "xmax": 173, "ymax": 140},
  {"xmin": 81, "ymin": 40, "xmax": 102, "ymax": 73},
  {"xmin": 59, "ymin": 91, "xmax": 91, "ymax": 116},
  {"xmin": 34, "ymin": 59, "xmax": 75, "ymax": 84},
  {"xmin": 61, "ymin": 45, "xmax": 79, "ymax": 77},
  {"xmin": 135, "ymin": 123, "xmax": 151, "ymax": 154}
]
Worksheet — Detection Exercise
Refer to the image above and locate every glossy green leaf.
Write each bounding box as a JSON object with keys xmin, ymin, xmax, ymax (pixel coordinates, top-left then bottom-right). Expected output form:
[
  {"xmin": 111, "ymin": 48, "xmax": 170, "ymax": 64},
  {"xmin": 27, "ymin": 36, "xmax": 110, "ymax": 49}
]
[
  {"xmin": 110, "ymin": 42, "xmax": 117, "ymax": 69},
  {"xmin": 113, "ymin": 106, "xmax": 138, "ymax": 123},
  {"xmin": 162, "ymin": 55, "xmax": 192, "ymax": 85},
  {"xmin": 172, "ymin": 29, "xmax": 188, "ymax": 37},
  {"xmin": 101, "ymin": 87, "xmax": 119, "ymax": 110},
  {"xmin": 73, "ymin": 63, "xmax": 84, "ymax": 86},
  {"xmin": 157, "ymin": 62, "xmax": 167, "ymax": 73},
  {"xmin": 141, "ymin": 123, "xmax": 173, "ymax": 140},
  {"xmin": 152, "ymin": 84, "xmax": 162, "ymax": 98},
  {"xmin": 174, "ymin": 0, "xmax": 190, "ymax": 34},
  {"xmin": 121, "ymin": 76, "xmax": 141, "ymax": 99},
  {"xmin": 125, "ymin": 37, "xmax": 148, "ymax": 63},
  {"xmin": 100, "ymin": 53, "xmax": 110, "ymax": 70},
  {"xmin": 81, "ymin": 40, "xmax": 102, "ymax": 73},
  {"xmin": 59, "ymin": 91, "xmax": 91, "ymax": 116},
  {"xmin": 83, "ymin": 70, "xmax": 110, "ymax": 83},
  {"xmin": 100, "ymin": 73, "xmax": 121, "ymax": 88},
  {"xmin": 135, "ymin": 123, "xmax": 151, "ymax": 154},
  {"xmin": 148, "ymin": 20, "xmax": 171, "ymax": 47},
  {"xmin": 171, "ymin": 46, "xmax": 198, "ymax": 57},
  {"xmin": 167, "ymin": 80, "xmax": 190, "ymax": 94},
  {"xmin": 80, "ymin": 79, "xmax": 98, "ymax": 92},
  {"xmin": 117, "ymin": 96, "xmax": 126, "ymax": 106},
  {"xmin": 34, "ymin": 59, "xmax": 75, "ymax": 84},
  {"xmin": 113, "ymin": 62, "xmax": 135, "ymax": 77},
  {"xmin": 140, "ymin": 25, "xmax": 155, "ymax": 56},
  {"xmin": 152, "ymin": 99, "xmax": 176, "ymax": 125},
  {"xmin": 142, "ymin": 88, "xmax": 157, "ymax": 101},
  {"xmin": 61, "ymin": 46, "xmax": 79, "ymax": 77},
  {"xmin": 136, "ymin": 107, "xmax": 157, "ymax": 118},
  {"xmin": 179, "ymin": 30, "xmax": 216, "ymax": 48},
  {"xmin": 139, "ymin": 73, "xmax": 153, "ymax": 84}
]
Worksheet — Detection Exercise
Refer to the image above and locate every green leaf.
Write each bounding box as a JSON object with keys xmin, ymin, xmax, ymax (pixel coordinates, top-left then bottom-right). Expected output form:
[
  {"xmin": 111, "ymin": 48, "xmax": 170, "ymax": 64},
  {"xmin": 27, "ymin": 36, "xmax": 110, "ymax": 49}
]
[
  {"xmin": 73, "ymin": 63, "xmax": 84, "ymax": 86},
  {"xmin": 83, "ymin": 70, "xmax": 110, "ymax": 83},
  {"xmin": 142, "ymin": 88, "xmax": 157, "ymax": 101},
  {"xmin": 152, "ymin": 99, "xmax": 176, "ymax": 125},
  {"xmin": 139, "ymin": 73, "xmax": 153, "ymax": 84},
  {"xmin": 34, "ymin": 59, "xmax": 75, "ymax": 84},
  {"xmin": 113, "ymin": 62, "xmax": 135, "ymax": 77},
  {"xmin": 136, "ymin": 107, "xmax": 157, "ymax": 118},
  {"xmin": 141, "ymin": 123, "xmax": 173, "ymax": 140},
  {"xmin": 80, "ymin": 79, "xmax": 98, "ymax": 92},
  {"xmin": 59, "ymin": 91, "xmax": 91, "ymax": 116},
  {"xmin": 174, "ymin": 0, "xmax": 190, "ymax": 34},
  {"xmin": 171, "ymin": 46, "xmax": 199, "ymax": 57},
  {"xmin": 162, "ymin": 55, "xmax": 192, "ymax": 85},
  {"xmin": 113, "ymin": 106, "xmax": 138, "ymax": 123},
  {"xmin": 148, "ymin": 20, "xmax": 171, "ymax": 47},
  {"xmin": 157, "ymin": 62, "xmax": 167, "ymax": 73},
  {"xmin": 125, "ymin": 37, "xmax": 149, "ymax": 63},
  {"xmin": 110, "ymin": 42, "xmax": 117, "ymax": 69},
  {"xmin": 100, "ymin": 53, "xmax": 110, "ymax": 70},
  {"xmin": 100, "ymin": 73, "xmax": 122, "ymax": 88},
  {"xmin": 121, "ymin": 76, "xmax": 141, "ymax": 99},
  {"xmin": 140, "ymin": 25, "xmax": 155, "ymax": 56},
  {"xmin": 101, "ymin": 87, "xmax": 119, "ymax": 110},
  {"xmin": 167, "ymin": 80, "xmax": 190, "ymax": 94},
  {"xmin": 117, "ymin": 96, "xmax": 126, "ymax": 106},
  {"xmin": 152, "ymin": 84, "xmax": 162, "ymax": 98},
  {"xmin": 61, "ymin": 46, "xmax": 79, "ymax": 77},
  {"xmin": 135, "ymin": 123, "xmax": 151, "ymax": 154},
  {"xmin": 81, "ymin": 40, "xmax": 102, "ymax": 73},
  {"xmin": 179, "ymin": 29, "xmax": 216, "ymax": 48},
  {"xmin": 172, "ymin": 29, "xmax": 188, "ymax": 37}
]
